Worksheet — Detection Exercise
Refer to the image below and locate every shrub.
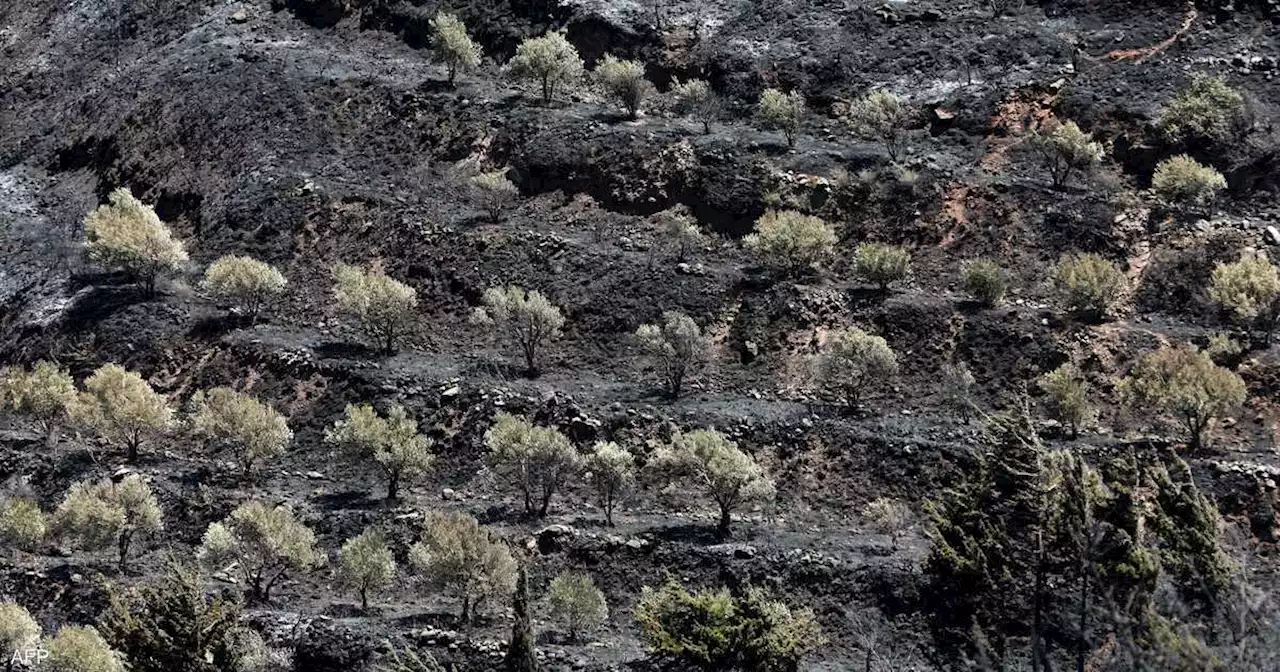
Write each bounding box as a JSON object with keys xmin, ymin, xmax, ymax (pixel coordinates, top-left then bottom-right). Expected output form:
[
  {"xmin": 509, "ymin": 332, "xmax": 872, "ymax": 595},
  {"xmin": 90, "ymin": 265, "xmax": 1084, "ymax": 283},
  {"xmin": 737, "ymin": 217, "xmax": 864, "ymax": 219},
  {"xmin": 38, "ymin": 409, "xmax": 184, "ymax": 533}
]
[
  {"xmin": 485, "ymin": 412, "xmax": 582, "ymax": 517},
  {"xmin": 654, "ymin": 206, "xmax": 703, "ymax": 262},
  {"xmin": 1157, "ymin": 74, "xmax": 1247, "ymax": 146},
  {"xmin": 0, "ymin": 360, "xmax": 76, "ymax": 445},
  {"xmin": 43, "ymin": 625, "xmax": 126, "ymax": 672},
  {"xmin": 197, "ymin": 501, "xmax": 323, "ymax": 602},
  {"xmin": 0, "ymin": 498, "xmax": 46, "ymax": 551},
  {"xmin": 473, "ymin": 286, "xmax": 565, "ymax": 376},
  {"xmin": 325, "ymin": 403, "xmax": 435, "ymax": 501},
  {"xmin": 1209, "ymin": 254, "xmax": 1280, "ymax": 343},
  {"xmin": 586, "ymin": 441, "xmax": 635, "ymax": 526},
  {"xmin": 743, "ymin": 210, "xmax": 836, "ymax": 275},
  {"xmin": 547, "ymin": 573, "xmax": 608, "ymax": 642},
  {"xmin": 1051, "ymin": 252, "xmax": 1125, "ymax": 321},
  {"xmin": 338, "ymin": 527, "xmax": 396, "ymax": 610},
  {"xmin": 191, "ymin": 387, "xmax": 292, "ymax": 477},
  {"xmin": 1124, "ymin": 344, "xmax": 1246, "ymax": 452},
  {"xmin": 52, "ymin": 474, "xmax": 162, "ymax": 572},
  {"xmin": 846, "ymin": 89, "xmax": 914, "ymax": 160},
  {"xmin": 961, "ymin": 259, "xmax": 1007, "ymax": 306},
  {"xmin": 0, "ymin": 602, "xmax": 40, "ymax": 665},
  {"xmin": 200, "ymin": 255, "xmax": 286, "ymax": 322},
  {"xmin": 636, "ymin": 310, "xmax": 711, "ymax": 399},
  {"xmin": 854, "ymin": 242, "xmax": 911, "ymax": 290},
  {"xmin": 862, "ymin": 497, "xmax": 911, "ymax": 549},
  {"xmin": 940, "ymin": 361, "xmax": 977, "ymax": 421},
  {"xmin": 756, "ymin": 88, "xmax": 806, "ymax": 147},
  {"xmin": 429, "ymin": 12, "xmax": 481, "ymax": 84},
  {"xmin": 634, "ymin": 581, "xmax": 823, "ymax": 671},
  {"xmin": 670, "ymin": 78, "xmax": 721, "ymax": 134},
  {"xmin": 509, "ymin": 31, "xmax": 583, "ymax": 104},
  {"xmin": 469, "ymin": 169, "xmax": 519, "ymax": 223},
  {"xmin": 651, "ymin": 429, "xmax": 775, "ymax": 535},
  {"xmin": 69, "ymin": 364, "xmax": 173, "ymax": 463},
  {"xmin": 83, "ymin": 187, "xmax": 188, "ymax": 295},
  {"xmin": 1152, "ymin": 155, "xmax": 1226, "ymax": 208},
  {"xmin": 1032, "ymin": 121, "xmax": 1103, "ymax": 189},
  {"xmin": 332, "ymin": 263, "xmax": 418, "ymax": 354},
  {"xmin": 595, "ymin": 54, "xmax": 650, "ymax": 119},
  {"xmin": 815, "ymin": 327, "xmax": 898, "ymax": 409},
  {"xmin": 1038, "ymin": 363, "xmax": 1094, "ymax": 438},
  {"xmin": 408, "ymin": 510, "xmax": 517, "ymax": 624}
]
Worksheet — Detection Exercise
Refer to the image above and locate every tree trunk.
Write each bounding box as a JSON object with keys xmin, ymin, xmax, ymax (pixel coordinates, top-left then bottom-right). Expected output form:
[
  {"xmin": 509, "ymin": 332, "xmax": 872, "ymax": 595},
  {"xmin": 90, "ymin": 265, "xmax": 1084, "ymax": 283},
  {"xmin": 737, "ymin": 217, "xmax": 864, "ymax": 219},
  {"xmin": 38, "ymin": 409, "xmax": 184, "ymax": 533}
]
[
  {"xmin": 118, "ymin": 531, "xmax": 132, "ymax": 572},
  {"xmin": 717, "ymin": 505, "xmax": 732, "ymax": 536},
  {"xmin": 448, "ymin": 61, "xmax": 458, "ymax": 85},
  {"xmin": 1032, "ymin": 530, "xmax": 1044, "ymax": 672},
  {"xmin": 126, "ymin": 436, "xmax": 140, "ymax": 464},
  {"xmin": 361, "ymin": 584, "xmax": 369, "ymax": 611},
  {"xmin": 461, "ymin": 593, "xmax": 472, "ymax": 626},
  {"xmin": 386, "ymin": 471, "xmax": 400, "ymax": 501},
  {"xmin": 604, "ymin": 494, "xmax": 615, "ymax": 527}
]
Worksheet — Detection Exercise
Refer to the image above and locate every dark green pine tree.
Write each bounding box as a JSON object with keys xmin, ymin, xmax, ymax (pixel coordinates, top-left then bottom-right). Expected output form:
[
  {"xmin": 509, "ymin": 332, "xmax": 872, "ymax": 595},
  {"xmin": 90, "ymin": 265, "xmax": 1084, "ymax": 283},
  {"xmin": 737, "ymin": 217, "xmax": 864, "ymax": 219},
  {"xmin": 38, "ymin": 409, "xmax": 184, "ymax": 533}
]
[{"xmin": 506, "ymin": 565, "xmax": 538, "ymax": 672}]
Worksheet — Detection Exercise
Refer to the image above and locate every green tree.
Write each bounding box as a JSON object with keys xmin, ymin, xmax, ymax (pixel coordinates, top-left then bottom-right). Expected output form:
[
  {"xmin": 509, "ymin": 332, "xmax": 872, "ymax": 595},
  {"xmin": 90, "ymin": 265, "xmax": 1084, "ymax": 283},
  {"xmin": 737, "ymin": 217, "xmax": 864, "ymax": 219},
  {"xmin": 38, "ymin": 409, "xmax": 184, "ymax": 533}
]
[
  {"xmin": 961, "ymin": 259, "xmax": 1007, "ymax": 307},
  {"xmin": 846, "ymin": 89, "xmax": 914, "ymax": 161},
  {"xmin": 1038, "ymin": 363, "xmax": 1094, "ymax": 439},
  {"xmin": 636, "ymin": 310, "xmax": 711, "ymax": 399},
  {"xmin": 654, "ymin": 206, "xmax": 704, "ymax": 263},
  {"xmin": 0, "ymin": 360, "xmax": 76, "ymax": 445},
  {"xmin": 408, "ymin": 510, "xmax": 517, "ymax": 624},
  {"xmin": 595, "ymin": 54, "xmax": 650, "ymax": 119},
  {"xmin": 862, "ymin": 497, "xmax": 911, "ymax": 550},
  {"xmin": 855, "ymin": 242, "xmax": 911, "ymax": 290},
  {"xmin": 756, "ymin": 88, "xmax": 806, "ymax": 147},
  {"xmin": 547, "ymin": 573, "xmax": 608, "ymax": 642},
  {"xmin": 470, "ymin": 169, "xmax": 519, "ymax": 223},
  {"xmin": 83, "ymin": 187, "xmax": 188, "ymax": 296},
  {"xmin": 0, "ymin": 498, "xmax": 46, "ymax": 552},
  {"xmin": 1123, "ymin": 344, "xmax": 1246, "ymax": 452},
  {"xmin": 191, "ymin": 387, "xmax": 292, "ymax": 477},
  {"xmin": 325, "ymin": 403, "xmax": 435, "ymax": 501},
  {"xmin": 0, "ymin": 602, "xmax": 40, "ymax": 669},
  {"xmin": 743, "ymin": 210, "xmax": 836, "ymax": 275},
  {"xmin": 586, "ymin": 441, "xmax": 634, "ymax": 526},
  {"xmin": 197, "ymin": 501, "xmax": 323, "ymax": 602},
  {"xmin": 509, "ymin": 31, "xmax": 583, "ymax": 104},
  {"xmin": 69, "ymin": 364, "xmax": 174, "ymax": 463},
  {"xmin": 1152, "ymin": 155, "xmax": 1226, "ymax": 209},
  {"xmin": 1157, "ymin": 74, "xmax": 1247, "ymax": 146},
  {"xmin": 1032, "ymin": 121, "xmax": 1103, "ymax": 189},
  {"xmin": 332, "ymin": 263, "xmax": 419, "ymax": 354},
  {"xmin": 671, "ymin": 78, "xmax": 721, "ymax": 134},
  {"xmin": 506, "ymin": 566, "xmax": 537, "ymax": 672},
  {"xmin": 200, "ymin": 255, "xmax": 286, "ymax": 323},
  {"xmin": 1051, "ymin": 252, "xmax": 1125, "ymax": 322},
  {"xmin": 1209, "ymin": 253, "xmax": 1280, "ymax": 344},
  {"xmin": 52, "ymin": 474, "xmax": 163, "ymax": 572},
  {"xmin": 43, "ymin": 625, "xmax": 126, "ymax": 672},
  {"xmin": 815, "ymin": 327, "xmax": 898, "ymax": 409},
  {"xmin": 651, "ymin": 429, "xmax": 775, "ymax": 535},
  {"xmin": 474, "ymin": 286, "xmax": 565, "ymax": 376},
  {"xmin": 484, "ymin": 413, "xmax": 582, "ymax": 517},
  {"xmin": 429, "ymin": 12, "xmax": 482, "ymax": 85},
  {"xmin": 338, "ymin": 527, "xmax": 396, "ymax": 610}
]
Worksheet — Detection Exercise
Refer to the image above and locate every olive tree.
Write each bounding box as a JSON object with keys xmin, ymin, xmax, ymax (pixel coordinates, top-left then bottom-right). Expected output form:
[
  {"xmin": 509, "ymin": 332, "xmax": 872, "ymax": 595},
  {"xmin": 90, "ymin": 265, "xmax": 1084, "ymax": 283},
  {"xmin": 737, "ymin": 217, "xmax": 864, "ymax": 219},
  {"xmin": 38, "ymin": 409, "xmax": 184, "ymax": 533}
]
[
  {"xmin": 52, "ymin": 474, "xmax": 163, "ymax": 572},
  {"xmin": 671, "ymin": 78, "xmax": 721, "ymax": 134},
  {"xmin": 636, "ymin": 310, "xmax": 711, "ymax": 399},
  {"xmin": 1157, "ymin": 74, "xmax": 1247, "ymax": 146},
  {"xmin": 862, "ymin": 497, "xmax": 911, "ymax": 550},
  {"xmin": 0, "ymin": 360, "xmax": 76, "ymax": 445},
  {"xmin": 473, "ymin": 285, "xmax": 565, "ymax": 376},
  {"xmin": 961, "ymin": 259, "xmax": 1008, "ymax": 306},
  {"xmin": 756, "ymin": 88, "xmax": 806, "ymax": 147},
  {"xmin": 325, "ymin": 403, "xmax": 435, "ymax": 501},
  {"xmin": 654, "ymin": 206, "xmax": 704, "ymax": 263},
  {"xmin": 69, "ymin": 364, "xmax": 174, "ymax": 463},
  {"xmin": 1209, "ymin": 254, "xmax": 1280, "ymax": 344},
  {"xmin": 815, "ymin": 327, "xmax": 898, "ymax": 409},
  {"xmin": 200, "ymin": 255, "xmax": 287, "ymax": 323},
  {"xmin": 509, "ymin": 31, "xmax": 583, "ymax": 104},
  {"xmin": 332, "ymin": 263, "xmax": 419, "ymax": 354},
  {"xmin": 338, "ymin": 527, "xmax": 396, "ymax": 610},
  {"xmin": 191, "ymin": 387, "xmax": 292, "ymax": 477},
  {"xmin": 469, "ymin": 169, "xmax": 519, "ymax": 223},
  {"xmin": 485, "ymin": 412, "xmax": 582, "ymax": 517},
  {"xmin": 651, "ymin": 429, "xmax": 775, "ymax": 535},
  {"xmin": 84, "ymin": 187, "xmax": 188, "ymax": 296},
  {"xmin": 430, "ymin": 12, "xmax": 482, "ymax": 85},
  {"xmin": 43, "ymin": 625, "xmax": 126, "ymax": 672},
  {"xmin": 0, "ymin": 498, "xmax": 46, "ymax": 551},
  {"xmin": 1032, "ymin": 121, "xmax": 1103, "ymax": 189},
  {"xmin": 595, "ymin": 54, "xmax": 651, "ymax": 119},
  {"xmin": 1123, "ymin": 344, "xmax": 1246, "ymax": 452},
  {"xmin": 1038, "ymin": 363, "xmax": 1094, "ymax": 439},
  {"xmin": 586, "ymin": 441, "xmax": 635, "ymax": 526},
  {"xmin": 846, "ymin": 89, "xmax": 914, "ymax": 161},
  {"xmin": 197, "ymin": 500, "xmax": 323, "ymax": 602},
  {"xmin": 855, "ymin": 242, "xmax": 911, "ymax": 290},
  {"xmin": 547, "ymin": 573, "xmax": 608, "ymax": 642},
  {"xmin": 1152, "ymin": 155, "xmax": 1226, "ymax": 209},
  {"xmin": 0, "ymin": 602, "xmax": 40, "ymax": 666},
  {"xmin": 408, "ymin": 510, "xmax": 517, "ymax": 624},
  {"xmin": 743, "ymin": 209, "xmax": 836, "ymax": 275},
  {"xmin": 1051, "ymin": 252, "xmax": 1125, "ymax": 322}
]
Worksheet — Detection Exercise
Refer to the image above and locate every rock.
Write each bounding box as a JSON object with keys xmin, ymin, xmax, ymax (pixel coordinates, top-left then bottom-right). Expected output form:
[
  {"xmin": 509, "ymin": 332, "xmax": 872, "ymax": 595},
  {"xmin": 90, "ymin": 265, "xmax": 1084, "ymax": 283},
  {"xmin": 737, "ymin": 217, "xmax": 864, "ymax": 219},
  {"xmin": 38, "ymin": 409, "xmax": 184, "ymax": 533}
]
[
  {"xmin": 441, "ymin": 487, "xmax": 457, "ymax": 500},
  {"xmin": 294, "ymin": 620, "xmax": 375, "ymax": 672},
  {"xmin": 740, "ymin": 340, "xmax": 759, "ymax": 364},
  {"xmin": 305, "ymin": 471, "xmax": 325, "ymax": 480},
  {"xmin": 1265, "ymin": 225, "xmax": 1280, "ymax": 246},
  {"xmin": 440, "ymin": 385, "xmax": 461, "ymax": 398},
  {"xmin": 230, "ymin": 8, "xmax": 249, "ymax": 23}
]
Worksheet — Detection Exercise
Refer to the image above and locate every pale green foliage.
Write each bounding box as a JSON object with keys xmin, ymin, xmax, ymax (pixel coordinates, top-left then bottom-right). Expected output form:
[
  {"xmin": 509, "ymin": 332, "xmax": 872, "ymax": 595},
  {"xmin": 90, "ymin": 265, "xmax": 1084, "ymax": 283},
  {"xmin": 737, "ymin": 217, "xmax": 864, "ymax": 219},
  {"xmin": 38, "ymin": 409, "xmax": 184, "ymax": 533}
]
[
  {"xmin": 200, "ymin": 255, "xmax": 287, "ymax": 321},
  {"xmin": 1206, "ymin": 332, "xmax": 1244, "ymax": 365},
  {"xmin": 586, "ymin": 441, "xmax": 635, "ymax": 526},
  {"xmin": 671, "ymin": 78, "xmax": 721, "ymax": 133},
  {"xmin": 474, "ymin": 285, "xmax": 565, "ymax": 375},
  {"xmin": 408, "ymin": 510, "xmax": 517, "ymax": 623},
  {"xmin": 547, "ymin": 573, "xmax": 608, "ymax": 641},
  {"xmin": 469, "ymin": 169, "xmax": 519, "ymax": 222},
  {"xmin": 0, "ymin": 498, "xmax": 46, "ymax": 550},
  {"xmin": 652, "ymin": 429, "xmax": 775, "ymax": 534},
  {"xmin": 862, "ymin": 497, "xmax": 911, "ymax": 548},
  {"xmin": 1124, "ymin": 344, "xmax": 1247, "ymax": 451},
  {"xmin": 1033, "ymin": 121, "xmax": 1103, "ymax": 188},
  {"xmin": 655, "ymin": 206, "xmax": 704, "ymax": 261},
  {"xmin": 1051, "ymin": 252, "xmax": 1125, "ymax": 321},
  {"xmin": 743, "ymin": 209, "xmax": 836, "ymax": 274},
  {"xmin": 430, "ymin": 12, "xmax": 482, "ymax": 84},
  {"xmin": 484, "ymin": 412, "xmax": 582, "ymax": 516},
  {"xmin": 636, "ymin": 310, "xmax": 711, "ymax": 399},
  {"xmin": 1152, "ymin": 155, "xmax": 1226, "ymax": 207},
  {"xmin": 197, "ymin": 500, "xmax": 323, "ymax": 601},
  {"xmin": 0, "ymin": 602, "xmax": 40, "ymax": 663},
  {"xmin": 1209, "ymin": 254, "xmax": 1280, "ymax": 339},
  {"xmin": 815, "ymin": 327, "xmax": 898, "ymax": 408},
  {"xmin": 854, "ymin": 242, "xmax": 911, "ymax": 290},
  {"xmin": 325, "ymin": 403, "xmax": 435, "ymax": 501},
  {"xmin": 509, "ymin": 31, "xmax": 583, "ymax": 103},
  {"xmin": 43, "ymin": 625, "xmax": 126, "ymax": 672},
  {"xmin": 595, "ymin": 54, "xmax": 650, "ymax": 119},
  {"xmin": 1157, "ymin": 74, "xmax": 1247, "ymax": 145},
  {"xmin": 1038, "ymin": 363, "xmax": 1094, "ymax": 438},
  {"xmin": 332, "ymin": 263, "xmax": 418, "ymax": 354},
  {"xmin": 961, "ymin": 259, "xmax": 1007, "ymax": 306},
  {"xmin": 84, "ymin": 187, "xmax": 188, "ymax": 294},
  {"xmin": 0, "ymin": 360, "xmax": 76, "ymax": 442},
  {"xmin": 52, "ymin": 474, "xmax": 162, "ymax": 571},
  {"xmin": 69, "ymin": 364, "xmax": 174, "ymax": 462},
  {"xmin": 940, "ymin": 361, "xmax": 977, "ymax": 420},
  {"xmin": 756, "ymin": 88, "xmax": 806, "ymax": 146},
  {"xmin": 338, "ymin": 527, "xmax": 396, "ymax": 610},
  {"xmin": 380, "ymin": 642, "xmax": 445, "ymax": 672},
  {"xmin": 191, "ymin": 387, "xmax": 292, "ymax": 476},
  {"xmin": 846, "ymin": 89, "xmax": 913, "ymax": 160}
]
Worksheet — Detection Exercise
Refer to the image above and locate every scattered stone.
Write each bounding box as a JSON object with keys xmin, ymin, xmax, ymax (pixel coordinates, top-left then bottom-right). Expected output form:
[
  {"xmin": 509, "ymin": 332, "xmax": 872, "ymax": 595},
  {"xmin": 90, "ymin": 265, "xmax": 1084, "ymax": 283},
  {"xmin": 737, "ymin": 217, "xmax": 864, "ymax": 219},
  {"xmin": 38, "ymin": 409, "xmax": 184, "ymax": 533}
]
[
  {"xmin": 230, "ymin": 8, "xmax": 249, "ymax": 23},
  {"xmin": 1266, "ymin": 225, "xmax": 1280, "ymax": 246},
  {"xmin": 305, "ymin": 471, "xmax": 325, "ymax": 480}
]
